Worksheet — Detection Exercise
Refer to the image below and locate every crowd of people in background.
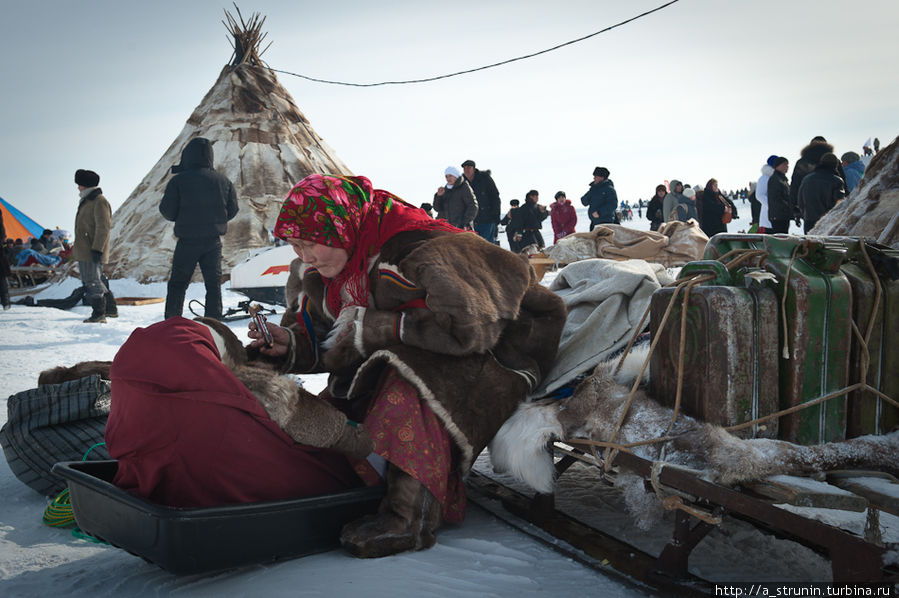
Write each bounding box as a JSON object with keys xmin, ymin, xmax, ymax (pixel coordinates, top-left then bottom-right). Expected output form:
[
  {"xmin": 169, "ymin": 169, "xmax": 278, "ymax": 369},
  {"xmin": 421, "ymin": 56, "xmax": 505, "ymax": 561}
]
[
  {"xmin": 425, "ymin": 134, "xmax": 874, "ymax": 253},
  {"xmin": 1, "ymin": 135, "xmax": 878, "ymax": 310}
]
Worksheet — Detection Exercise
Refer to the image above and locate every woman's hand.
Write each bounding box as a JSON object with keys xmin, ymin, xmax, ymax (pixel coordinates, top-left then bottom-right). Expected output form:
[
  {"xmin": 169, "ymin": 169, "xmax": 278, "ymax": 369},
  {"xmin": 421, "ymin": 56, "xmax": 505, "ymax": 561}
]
[{"xmin": 248, "ymin": 320, "xmax": 290, "ymax": 357}]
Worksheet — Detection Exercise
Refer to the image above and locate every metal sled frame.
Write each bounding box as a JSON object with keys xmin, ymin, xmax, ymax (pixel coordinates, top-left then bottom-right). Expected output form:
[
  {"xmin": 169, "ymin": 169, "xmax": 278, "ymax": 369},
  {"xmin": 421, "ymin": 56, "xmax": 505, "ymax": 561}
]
[{"xmin": 467, "ymin": 443, "xmax": 895, "ymax": 593}]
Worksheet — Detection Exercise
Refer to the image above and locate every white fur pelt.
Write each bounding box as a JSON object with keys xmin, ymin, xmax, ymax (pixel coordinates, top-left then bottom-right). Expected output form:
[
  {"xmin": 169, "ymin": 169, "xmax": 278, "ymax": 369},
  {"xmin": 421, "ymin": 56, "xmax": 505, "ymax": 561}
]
[
  {"xmin": 489, "ymin": 347, "xmax": 899, "ymax": 528},
  {"xmin": 490, "ymin": 344, "xmax": 651, "ymax": 494}
]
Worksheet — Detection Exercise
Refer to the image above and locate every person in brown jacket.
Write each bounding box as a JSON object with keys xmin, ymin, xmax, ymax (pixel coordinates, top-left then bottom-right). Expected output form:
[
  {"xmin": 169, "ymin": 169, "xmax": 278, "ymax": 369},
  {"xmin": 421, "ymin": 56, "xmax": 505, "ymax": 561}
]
[
  {"xmin": 73, "ymin": 169, "xmax": 117, "ymax": 322},
  {"xmin": 247, "ymin": 174, "xmax": 566, "ymax": 558}
]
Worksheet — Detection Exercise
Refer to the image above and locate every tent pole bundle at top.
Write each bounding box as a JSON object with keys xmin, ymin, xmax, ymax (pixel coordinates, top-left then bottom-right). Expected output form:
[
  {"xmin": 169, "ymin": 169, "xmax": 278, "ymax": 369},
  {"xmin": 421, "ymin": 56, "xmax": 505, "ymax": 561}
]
[{"xmin": 1, "ymin": 196, "xmax": 44, "ymax": 242}]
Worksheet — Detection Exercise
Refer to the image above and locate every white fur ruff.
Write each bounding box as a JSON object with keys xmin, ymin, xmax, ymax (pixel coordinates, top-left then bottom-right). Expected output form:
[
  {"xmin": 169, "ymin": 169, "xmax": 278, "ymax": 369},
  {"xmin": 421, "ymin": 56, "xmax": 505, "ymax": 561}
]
[
  {"xmin": 488, "ymin": 401, "xmax": 562, "ymax": 495},
  {"xmin": 488, "ymin": 348, "xmax": 649, "ymax": 495},
  {"xmin": 323, "ymin": 306, "xmax": 365, "ymax": 351}
]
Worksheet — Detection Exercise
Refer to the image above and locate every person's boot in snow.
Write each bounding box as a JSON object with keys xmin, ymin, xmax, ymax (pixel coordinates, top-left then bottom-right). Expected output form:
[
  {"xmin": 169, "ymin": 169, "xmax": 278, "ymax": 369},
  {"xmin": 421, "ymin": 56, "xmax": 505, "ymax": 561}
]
[
  {"xmin": 83, "ymin": 296, "xmax": 106, "ymax": 323},
  {"xmin": 104, "ymin": 291, "xmax": 118, "ymax": 318},
  {"xmin": 340, "ymin": 463, "xmax": 442, "ymax": 558}
]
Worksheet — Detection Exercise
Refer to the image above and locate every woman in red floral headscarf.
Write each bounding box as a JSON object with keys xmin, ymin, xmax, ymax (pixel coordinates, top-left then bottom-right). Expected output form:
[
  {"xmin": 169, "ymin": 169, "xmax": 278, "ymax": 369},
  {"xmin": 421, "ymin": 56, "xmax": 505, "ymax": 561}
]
[{"xmin": 249, "ymin": 174, "xmax": 566, "ymax": 558}]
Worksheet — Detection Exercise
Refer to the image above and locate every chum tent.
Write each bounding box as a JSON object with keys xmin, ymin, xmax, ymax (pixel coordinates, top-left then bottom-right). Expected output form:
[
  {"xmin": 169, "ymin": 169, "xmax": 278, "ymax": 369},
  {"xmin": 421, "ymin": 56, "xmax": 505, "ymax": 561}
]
[
  {"xmin": 105, "ymin": 9, "xmax": 352, "ymax": 282},
  {"xmin": 1, "ymin": 196, "xmax": 44, "ymax": 241}
]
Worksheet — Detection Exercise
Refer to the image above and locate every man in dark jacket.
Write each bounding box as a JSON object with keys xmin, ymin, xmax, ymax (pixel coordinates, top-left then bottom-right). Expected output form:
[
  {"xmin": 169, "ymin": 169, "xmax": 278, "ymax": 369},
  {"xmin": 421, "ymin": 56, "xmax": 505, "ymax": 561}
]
[
  {"xmin": 462, "ymin": 159, "xmax": 501, "ymax": 244},
  {"xmin": 766, "ymin": 157, "xmax": 792, "ymax": 234},
  {"xmin": 518, "ymin": 190, "xmax": 548, "ymax": 250},
  {"xmin": 789, "ymin": 137, "xmax": 846, "ymax": 225},
  {"xmin": 159, "ymin": 137, "xmax": 238, "ymax": 320},
  {"xmin": 500, "ymin": 199, "xmax": 524, "ymax": 252},
  {"xmin": 580, "ymin": 167, "xmax": 618, "ymax": 230},
  {"xmin": 798, "ymin": 153, "xmax": 845, "ymax": 233}
]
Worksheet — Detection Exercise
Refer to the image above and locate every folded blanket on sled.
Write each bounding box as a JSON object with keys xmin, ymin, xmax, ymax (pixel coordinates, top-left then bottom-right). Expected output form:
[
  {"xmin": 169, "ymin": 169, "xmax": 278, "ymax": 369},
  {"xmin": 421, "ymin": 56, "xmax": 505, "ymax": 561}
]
[{"xmin": 533, "ymin": 258, "xmax": 673, "ymax": 397}]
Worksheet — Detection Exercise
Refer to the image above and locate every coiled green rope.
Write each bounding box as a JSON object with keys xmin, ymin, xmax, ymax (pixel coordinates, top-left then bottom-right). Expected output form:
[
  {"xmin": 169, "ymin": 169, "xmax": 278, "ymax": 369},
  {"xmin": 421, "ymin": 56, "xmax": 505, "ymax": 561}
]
[{"xmin": 42, "ymin": 442, "xmax": 109, "ymax": 543}]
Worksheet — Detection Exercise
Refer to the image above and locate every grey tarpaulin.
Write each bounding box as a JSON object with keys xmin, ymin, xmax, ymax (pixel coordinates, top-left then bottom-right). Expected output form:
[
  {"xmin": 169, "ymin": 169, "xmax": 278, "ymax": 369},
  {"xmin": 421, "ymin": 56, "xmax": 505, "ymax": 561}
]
[
  {"xmin": 1, "ymin": 375, "xmax": 110, "ymax": 496},
  {"xmin": 532, "ymin": 258, "xmax": 674, "ymax": 397}
]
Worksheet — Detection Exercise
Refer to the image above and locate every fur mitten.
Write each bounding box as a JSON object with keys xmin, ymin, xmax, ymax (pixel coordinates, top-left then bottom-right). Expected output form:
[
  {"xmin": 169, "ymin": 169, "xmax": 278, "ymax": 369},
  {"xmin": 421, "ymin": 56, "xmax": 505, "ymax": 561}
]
[
  {"xmin": 321, "ymin": 307, "xmax": 401, "ymax": 370},
  {"xmin": 322, "ymin": 307, "xmax": 366, "ymax": 371},
  {"xmin": 332, "ymin": 424, "xmax": 374, "ymax": 460},
  {"xmin": 265, "ymin": 383, "xmax": 347, "ymax": 449}
]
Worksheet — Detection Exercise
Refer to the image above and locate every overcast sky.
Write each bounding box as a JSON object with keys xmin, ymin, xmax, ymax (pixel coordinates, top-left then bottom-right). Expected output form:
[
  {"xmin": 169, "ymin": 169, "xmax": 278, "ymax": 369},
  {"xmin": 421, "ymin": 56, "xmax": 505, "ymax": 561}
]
[{"xmin": 1, "ymin": 0, "xmax": 897, "ymax": 235}]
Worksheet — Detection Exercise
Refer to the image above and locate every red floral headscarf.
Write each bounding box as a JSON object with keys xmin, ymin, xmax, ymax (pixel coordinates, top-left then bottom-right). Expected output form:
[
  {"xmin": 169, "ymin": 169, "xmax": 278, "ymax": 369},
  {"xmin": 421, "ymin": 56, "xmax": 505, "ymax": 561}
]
[{"xmin": 274, "ymin": 174, "xmax": 460, "ymax": 315}]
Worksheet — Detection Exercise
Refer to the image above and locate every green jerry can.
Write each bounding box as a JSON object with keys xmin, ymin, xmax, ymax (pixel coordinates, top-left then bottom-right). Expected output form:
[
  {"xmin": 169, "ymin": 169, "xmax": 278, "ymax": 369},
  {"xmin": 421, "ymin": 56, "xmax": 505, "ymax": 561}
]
[
  {"xmin": 649, "ymin": 260, "xmax": 780, "ymax": 439},
  {"xmin": 704, "ymin": 234, "xmax": 852, "ymax": 445},
  {"xmin": 815, "ymin": 237, "xmax": 899, "ymax": 437}
]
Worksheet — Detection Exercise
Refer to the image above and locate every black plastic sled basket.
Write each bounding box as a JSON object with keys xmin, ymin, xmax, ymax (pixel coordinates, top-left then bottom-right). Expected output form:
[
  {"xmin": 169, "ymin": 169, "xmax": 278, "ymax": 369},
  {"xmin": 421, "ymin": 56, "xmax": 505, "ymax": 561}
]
[{"xmin": 52, "ymin": 460, "xmax": 384, "ymax": 575}]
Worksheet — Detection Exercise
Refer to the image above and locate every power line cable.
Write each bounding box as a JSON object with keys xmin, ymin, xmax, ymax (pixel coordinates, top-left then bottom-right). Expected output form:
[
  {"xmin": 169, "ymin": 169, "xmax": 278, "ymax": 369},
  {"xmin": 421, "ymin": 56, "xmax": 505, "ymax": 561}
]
[{"xmin": 269, "ymin": 0, "xmax": 680, "ymax": 87}]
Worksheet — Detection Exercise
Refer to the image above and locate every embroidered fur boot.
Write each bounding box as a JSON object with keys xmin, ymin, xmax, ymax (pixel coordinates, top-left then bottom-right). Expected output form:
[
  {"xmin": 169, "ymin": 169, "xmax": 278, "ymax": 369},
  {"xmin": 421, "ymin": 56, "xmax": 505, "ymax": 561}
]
[{"xmin": 340, "ymin": 464, "xmax": 442, "ymax": 558}]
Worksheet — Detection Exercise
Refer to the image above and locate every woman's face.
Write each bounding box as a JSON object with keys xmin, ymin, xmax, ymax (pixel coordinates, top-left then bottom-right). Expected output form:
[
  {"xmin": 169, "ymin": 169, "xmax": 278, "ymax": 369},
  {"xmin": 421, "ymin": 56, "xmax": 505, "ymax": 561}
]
[
  {"xmin": 287, "ymin": 238, "xmax": 349, "ymax": 278},
  {"xmin": 445, "ymin": 174, "xmax": 458, "ymax": 186},
  {"xmin": 710, "ymin": 182, "xmax": 719, "ymax": 192},
  {"xmin": 656, "ymin": 188, "xmax": 666, "ymax": 198}
]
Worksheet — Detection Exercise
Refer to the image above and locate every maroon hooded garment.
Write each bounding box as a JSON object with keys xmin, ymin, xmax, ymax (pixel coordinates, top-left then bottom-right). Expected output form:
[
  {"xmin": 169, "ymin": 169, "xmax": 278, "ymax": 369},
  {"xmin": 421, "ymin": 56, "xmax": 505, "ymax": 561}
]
[{"xmin": 106, "ymin": 317, "xmax": 361, "ymax": 508}]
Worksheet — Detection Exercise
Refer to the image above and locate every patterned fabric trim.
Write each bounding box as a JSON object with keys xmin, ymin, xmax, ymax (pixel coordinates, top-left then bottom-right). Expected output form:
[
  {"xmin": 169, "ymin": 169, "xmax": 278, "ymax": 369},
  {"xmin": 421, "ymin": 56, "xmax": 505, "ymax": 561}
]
[{"xmin": 377, "ymin": 266, "xmax": 419, "ymax": 291}]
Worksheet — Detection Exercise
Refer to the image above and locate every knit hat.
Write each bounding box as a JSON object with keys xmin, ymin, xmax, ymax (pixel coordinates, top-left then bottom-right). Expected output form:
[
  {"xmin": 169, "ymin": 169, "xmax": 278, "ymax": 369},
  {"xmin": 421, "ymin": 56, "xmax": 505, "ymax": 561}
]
[
  {"xmin": 841, "ymin": 151, "xmax": 860, "ymax": 163},
  {"xmin": 683, "ymin": 187, "xmax": 696, "ymax": 199},
  {"xmin": 461, "ymin": 159, "xmax": 476, "ymax": 168},
  {"xmin": 772, "ymin": 156, "xmax": 789, "ymax": 168},
  {"xmin": 445, "ymin": 165, "xmax": 462, "ymax": 179},
  {"xmin": 593, "ymin": 166, "xmax": 610, "ymax": 178},
  {"xmin": 74, "ymin": 169, "xmax": 100, "ymax": 187},
  {"xmin": 766, "ymin": 155, "xmax": 779, "ymax": 167}
]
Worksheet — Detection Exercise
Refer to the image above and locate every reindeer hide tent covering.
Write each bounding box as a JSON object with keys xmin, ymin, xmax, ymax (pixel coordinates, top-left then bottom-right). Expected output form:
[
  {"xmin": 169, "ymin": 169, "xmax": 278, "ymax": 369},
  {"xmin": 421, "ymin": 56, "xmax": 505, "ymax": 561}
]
[{"xmin": 106, "ymin": 12, "xmax": 352, "ymax": 282}]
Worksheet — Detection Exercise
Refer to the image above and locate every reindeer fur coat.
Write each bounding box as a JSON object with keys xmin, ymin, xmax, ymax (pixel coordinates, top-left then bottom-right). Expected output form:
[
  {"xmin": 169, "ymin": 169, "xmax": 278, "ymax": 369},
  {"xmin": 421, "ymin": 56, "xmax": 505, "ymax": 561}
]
[{"xmin": 266, "ymin": 230, "xmax": 567, "ymax": 471}]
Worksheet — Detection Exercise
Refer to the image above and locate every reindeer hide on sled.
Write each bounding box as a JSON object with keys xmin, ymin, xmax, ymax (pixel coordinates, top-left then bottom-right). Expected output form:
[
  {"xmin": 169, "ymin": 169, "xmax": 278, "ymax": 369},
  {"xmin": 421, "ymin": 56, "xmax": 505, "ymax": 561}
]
[{"xmin": 489, "ymin": 352, "xmax": 899, "ymax": 529}]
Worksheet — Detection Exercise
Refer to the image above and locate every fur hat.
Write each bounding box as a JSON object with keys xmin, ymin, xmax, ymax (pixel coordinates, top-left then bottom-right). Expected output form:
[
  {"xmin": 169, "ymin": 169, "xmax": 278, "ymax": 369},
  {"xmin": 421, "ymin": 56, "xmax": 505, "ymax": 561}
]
[
  {"xmin": 772, "ymin": 156, "xmax": 789, "ymax": 168},
  {"xmin": 445, "ymin": 166, "xmax": 462, "ymax": 179},
  {"xmin": 766, "ymin": 155, "xmax": 780, "ymax": 167},
  {"xmin": 74, "ymin": 169, "xmax": 100, "ymax": 187},
  {"xmin": 593, "ymin": 166, "xmax": 610, "ymax": 178},
  {"xmin": 819, "ymin": 152, "xmax": 840, "ymax": 169},
  {"xmin": 461, "ymin": 159, "xmax": 476, "ymax": 168},
  {"xmin": 841, "ymin": 151, "xmax": 860, "ymax": 163}
]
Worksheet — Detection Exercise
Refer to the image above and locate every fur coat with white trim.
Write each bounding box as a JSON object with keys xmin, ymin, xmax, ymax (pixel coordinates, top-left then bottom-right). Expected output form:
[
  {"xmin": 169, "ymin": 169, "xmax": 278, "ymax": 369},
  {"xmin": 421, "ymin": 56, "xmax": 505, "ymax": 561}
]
[{"xmin": 267, "ymin": 230, "xmax": 567, "ymax": 471}]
